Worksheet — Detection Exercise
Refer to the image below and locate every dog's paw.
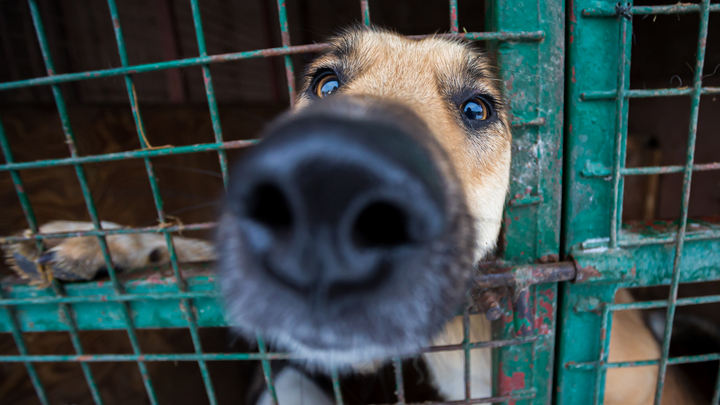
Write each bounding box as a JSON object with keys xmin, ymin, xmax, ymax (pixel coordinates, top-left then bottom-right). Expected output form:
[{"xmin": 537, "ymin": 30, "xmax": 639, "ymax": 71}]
[{"xmin": 3, "ymin": 221, "xmax": 216, "ymax": 283}]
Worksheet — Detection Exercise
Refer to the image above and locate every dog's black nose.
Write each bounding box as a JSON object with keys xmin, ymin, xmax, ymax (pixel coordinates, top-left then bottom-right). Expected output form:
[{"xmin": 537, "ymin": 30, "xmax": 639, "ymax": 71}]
[{"xmin": 227, "ymin": 101, "xmax": 447, "ymax": 300}]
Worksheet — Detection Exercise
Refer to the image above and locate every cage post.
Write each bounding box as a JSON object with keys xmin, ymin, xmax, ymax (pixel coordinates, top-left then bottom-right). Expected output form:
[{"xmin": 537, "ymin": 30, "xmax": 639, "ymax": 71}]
[
  {"xmin": 104, "ymin": 0, "xmax": 219, "ymax": 403},
  {"xmin": 654, "ymin": 0, "xmax": 712, "ymax": 402},
  {"xmin": 26, "ymin": 0, "xmax": 160, "ymax": 403}
]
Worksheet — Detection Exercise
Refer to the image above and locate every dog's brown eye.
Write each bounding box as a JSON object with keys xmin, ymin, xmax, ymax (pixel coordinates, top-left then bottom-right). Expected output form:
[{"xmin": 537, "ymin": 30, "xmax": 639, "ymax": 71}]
[
  {"xmin": 461, "ymin": 98, "xmax": 490, "ymax": 121},
  {"xmin": 314, "ymin": 73, "xmax": 339, "ymax": 98}
]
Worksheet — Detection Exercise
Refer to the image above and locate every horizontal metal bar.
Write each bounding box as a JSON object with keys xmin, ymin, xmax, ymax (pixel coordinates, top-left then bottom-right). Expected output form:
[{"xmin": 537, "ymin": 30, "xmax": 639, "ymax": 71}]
[
  {"xmin": 566, "ymin": 353, "xmax": 720, "ymax": 371},
  {"xmin": 0, "ymin": 140, "xmax": 255, "ymax": 172},
  {"xmin": 0, "ymin": 222, "xmax": 217, "ymax": 243},
  {"xmin": 406, "ymin": 31, "xmax": 545, "ymax": 41},
  {"xmin": 364, "ymin": 389, "xmax": 537, "ymax": 405},
  {"xmin": 0, "ymin": 338, "xmax": 542, "ymax": 362},
  {"xmin": 420, "ymin": 335, "xmax": 540, "ymax": 353},
  {"xmin": 582, "ymin": 162, "xmax": 720, "ymax": 178},
  {"xmin": 582, "ymin": 86, "xmax": 720, "ymax": 100},
  {"xmin": 608, "ymin": 294, "xmax": 720, "ymax": 311},
  {"xmin": 0, "ymin": 352, "xmax": 296, "ymax": 362},
  {"xmin": 475, "ymin": 261, "xmax": 576, "ymax": 288},
  {"xmin": 582, "ymin": 3, "xmax": 720, "ymax": 17},
  {"xmin": 622, "ymin": 162, "xmax": 720, "ymax": 176},
  {"xmin": 511, "ymin": 117, "xmax": 546, "ymax": 128},
  {"xmin": 0, "ymin": 31, "xmax": 543, "ymax": 92},
  {"xmin": 0, "ymin": 290, "xmax": 218, "ymax": 306},
  {"xmin": 580, "ymin": 228, "xmax": 720, "ymax": 249}
]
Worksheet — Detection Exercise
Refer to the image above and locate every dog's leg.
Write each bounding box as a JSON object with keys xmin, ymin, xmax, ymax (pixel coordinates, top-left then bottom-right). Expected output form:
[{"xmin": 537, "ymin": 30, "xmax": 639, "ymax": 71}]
[
  {"xmin": 3, "ymin": 221, "xmax": 215, "ymax": 282},
  {"xmin": 255, "ymin": 366, "xmax": 334, "ymax": 405},
  {"xmin": 422, "ymin": 314, "xmax": 492, "ymax": 400}
]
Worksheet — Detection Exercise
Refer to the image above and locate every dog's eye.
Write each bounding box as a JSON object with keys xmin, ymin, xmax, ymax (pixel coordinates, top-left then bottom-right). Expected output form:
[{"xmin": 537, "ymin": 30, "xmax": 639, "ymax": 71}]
[
  {"xmin": 461, "ymin": 98, "xmax": 491, "ymax": 121},
  {"xmin": 313, "ymin": 72, "xmax": 340, "ymax": 98}
]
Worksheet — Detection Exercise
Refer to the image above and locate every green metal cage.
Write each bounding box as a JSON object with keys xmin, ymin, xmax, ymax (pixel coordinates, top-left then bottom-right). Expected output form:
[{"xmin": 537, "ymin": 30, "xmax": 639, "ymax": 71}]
[
  {"xmin": 0, "ymin": 0, "xmax": 564, "ymax": 404},
  {"xmin": 1, "ymin": 0, "xmax": 718, "ymax": 404},
  {"xmin": 558, "ymin": 0, "xmax": 720, "ymax": 404}
]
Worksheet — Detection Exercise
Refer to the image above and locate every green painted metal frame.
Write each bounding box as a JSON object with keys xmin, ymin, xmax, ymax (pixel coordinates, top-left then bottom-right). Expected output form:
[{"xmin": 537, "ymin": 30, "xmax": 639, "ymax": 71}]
[
  {"xmin": 558, "ymin": 0, "xmax": 720, "ymax": 404},
  {"xmin": 0, "ymin": 0, "xmax": 565, "ymax": 404}
]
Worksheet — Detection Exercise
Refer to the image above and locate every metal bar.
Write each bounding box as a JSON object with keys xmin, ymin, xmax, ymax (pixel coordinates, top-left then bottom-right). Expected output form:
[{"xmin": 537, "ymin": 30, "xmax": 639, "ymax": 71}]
[
  {"xmin": 567, "ymin": 353, "xmax": 720, "ymax": 370},
  {"xmin": 0, "ymin": 293, "xmax": 50, "ymax": 404},
  {"xmin": 592, "ymin": 307, "xmax": 611, "ymax": 405},
  {"xmin": 449, "ymin": 0, "xmax": 459, "ymax": 33},
  {"xmin": 0, "ymin": 31, "xmax": 545, "ymax": 92},
  {"xmin": 331, "ymin": 368, "xmax": 345, "ymax": 405},
  {"xmin": 0, "ymin": 337, "xmax": 540, "ymax": 362},
  {"xmin": 276, "ymin": 0, "xmax": 296, "ymax": 106},
  {"xmin": 189, "ymin": 0, "xmax": 229, "ymax": 190},
  {"xmin": 51, "ymin": 281, "xmax": 105, "ymax": 404},
  {"xmin": 0, "ymin": 140, "xmax": 255, "ymax": 172},
  {"xmin": 393, "ymin": 358, "xmax": 406, "ymax": 404},
  {"xmin": 607, "ymin": 294, "xmax": 720, "ymax": 311},
  {"xmin": 3, "ymin": 104, "xmax": 92, "ymax": 405},
  {"xmin": 463, "ymin": 308, "xmax": 471, "ymax": 400},
  {"xmin": 105, "ymin": 1, "xmax": 218, "ymax": 402},
  {"xmin": 609, "ymin": 12, "xmax": 631, "ymax": 248},
  {"xmin": 582, "ymin": 86, "xmax": 720, "ymax": 100},
  {"xmin": 654, "ymin": 1, "xmax": 711, "ymax": 402},
  {"xmin": 360, "ymin": 0, "xmax": 370, "ymax": 25},
  {"xmin": 257, "ymin": 336, "xmax": 279, "ymax": 405},
  {"xmin": 582, "ymin": 3, "xmax": 720, "ymax": 17},
  {"xmin": 0, "ymin": 291, "xmax": 218, "ymax": 306},
  {"xmin": 712, "ymin": 361, "xmax": 720, "ymax": 405},
  {"xmin": 511, "ymin": 117, "xmax": 546, "ymax": 128},
  {"xmin": 621, "ymin": 162, "xmax": 720, "ymax": 176},
  {"xmin": 27, "ymin": 1, "xmax": 160, "ymax": 403}
]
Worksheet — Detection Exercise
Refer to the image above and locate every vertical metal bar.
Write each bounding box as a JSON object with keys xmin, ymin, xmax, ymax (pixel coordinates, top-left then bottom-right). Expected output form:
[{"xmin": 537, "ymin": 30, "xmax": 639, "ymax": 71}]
[
  {"xmin": 360, "ymin": 0, "xmax": 371, "ymax": 25},
  {"xmin": 331, "ymin": 368, "xmax": 345, "ymax": 405},
  {"xmin": 0, "ymin": 296, "xmax": 49, "ymax": 405},
  {"xmin": 26, "ymin": 1, "xmax": 159, "ymax": 403},
  {"xmin": 712, "ymin": 361, "xmax": 720, "ymax": 405},
  {"xmin": 189, "ymin": 0, "xmax": 229, "ymax": 190},
  {"xmin": 393, "ymin": 358, "xmax": 405, "ymax": 404},
  {"xmin": 592, "ymin": 307, "xmax": 612, "ymax": 405},
  {"xmin": 257, "ymin": 336, "xmax": 278, "ymax": 405},
  {"xmin": 51, "ymin": 281, "xmax": 105, "ymax": 404},
  {"xmin": 609, "ymin": 9, "xmax": 632, "ymax": 249},
  {"xmin": 276, "ymin": 0, "xmax": 296, "ymax": 106},
  {"xmin": 654, "ymin": 0, "xmax": 711, "ymax": 403},
  {"xmin": 0, "ymin": 121, "xmax": 49, "ymax": 404},
  {"xmin": 462, "ymin": 309, "xmax": 471, "ymax": 400},
  {"xmin": 449, "ymin": 0, "xmax": 459, "ymax": 33},
  {"xmin": 105, "ymin": 1, "xmax": 218, "ymax": 403}
]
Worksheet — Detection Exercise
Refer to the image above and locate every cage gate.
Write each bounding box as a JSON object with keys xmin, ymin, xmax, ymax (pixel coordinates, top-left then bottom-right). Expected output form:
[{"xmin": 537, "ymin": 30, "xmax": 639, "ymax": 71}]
[{"xmin": 558, "ymin": 0, "xmax": 720, "ymax": 404}]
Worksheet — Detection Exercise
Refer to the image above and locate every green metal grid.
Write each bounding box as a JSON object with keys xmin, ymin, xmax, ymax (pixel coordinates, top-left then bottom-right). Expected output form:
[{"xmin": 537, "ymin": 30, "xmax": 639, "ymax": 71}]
[
  {"xmin": 558, "ymin": 1, "xmax": 720, "ymax": 404},
  {"xmin": 0, "ymin": 0, "xmax": 565, "ymax": 404}
]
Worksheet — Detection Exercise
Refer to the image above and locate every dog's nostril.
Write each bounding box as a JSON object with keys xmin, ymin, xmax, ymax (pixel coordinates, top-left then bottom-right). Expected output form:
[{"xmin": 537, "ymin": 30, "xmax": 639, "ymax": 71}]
[
  {"xmin": 352, "ymin": 202, "xmax": 410, "ymax": 249},
  {"xmin": 247, "ymin": 183, "xmax": 293, "ymax": 230}
]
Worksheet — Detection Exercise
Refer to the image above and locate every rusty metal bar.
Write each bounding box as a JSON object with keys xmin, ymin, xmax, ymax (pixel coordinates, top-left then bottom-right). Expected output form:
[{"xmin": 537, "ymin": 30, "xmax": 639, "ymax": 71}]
[{"xmin": 654, "ymin": 0, "xmax": 712, "ymax": 402}]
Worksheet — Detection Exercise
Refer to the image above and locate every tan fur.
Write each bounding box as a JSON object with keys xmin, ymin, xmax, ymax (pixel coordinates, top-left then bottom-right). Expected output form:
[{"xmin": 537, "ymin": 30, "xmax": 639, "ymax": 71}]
[
  {"xmin": 1, "ymin": 29, "xmax": 697, "ymax": 404},
  {"xmin": 606, "ymin": 289, "xmax": 701, "ymax": 405}
]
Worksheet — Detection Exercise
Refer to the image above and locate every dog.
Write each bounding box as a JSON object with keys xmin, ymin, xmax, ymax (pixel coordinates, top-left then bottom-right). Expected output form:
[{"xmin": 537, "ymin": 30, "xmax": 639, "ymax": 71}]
[{"xmin": 3, "ymin": 26, "xmax": 699, "ymax": 405}]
